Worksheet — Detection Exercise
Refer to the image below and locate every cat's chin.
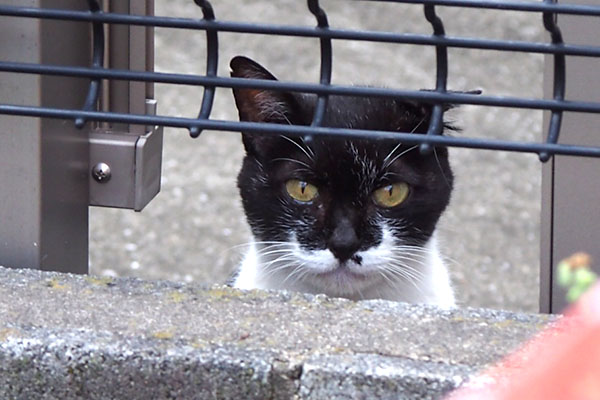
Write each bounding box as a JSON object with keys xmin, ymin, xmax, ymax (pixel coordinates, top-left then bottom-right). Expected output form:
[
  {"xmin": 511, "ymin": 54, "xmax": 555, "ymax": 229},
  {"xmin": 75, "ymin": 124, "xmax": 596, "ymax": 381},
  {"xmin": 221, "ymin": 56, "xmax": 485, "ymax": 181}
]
[
  {"xmin": 301, "ymin": 260, "xmax": 387, "ymax": 298},
  {"xmin": 313, "ymin": 264, "xmax": 370, "ymax": 281}
]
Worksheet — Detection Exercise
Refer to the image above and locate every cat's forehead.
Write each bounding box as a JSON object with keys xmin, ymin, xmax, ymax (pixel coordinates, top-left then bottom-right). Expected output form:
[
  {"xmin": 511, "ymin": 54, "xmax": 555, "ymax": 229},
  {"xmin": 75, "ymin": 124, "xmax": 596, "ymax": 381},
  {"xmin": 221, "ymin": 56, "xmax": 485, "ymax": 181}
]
[
  {"xmin": 314, "ymin": 136, "xmax": 410, "ymax": 163},
  {"xmin": 271, "ymin": 134, "xmax": 415, "ymax": 170},
  {"xmin": 322, "ymin": 96, "xmax": 427, "ymax": 133},
  {"xmin": 276, "ymin": 136, "xmax": 417, "ymax": 183}
]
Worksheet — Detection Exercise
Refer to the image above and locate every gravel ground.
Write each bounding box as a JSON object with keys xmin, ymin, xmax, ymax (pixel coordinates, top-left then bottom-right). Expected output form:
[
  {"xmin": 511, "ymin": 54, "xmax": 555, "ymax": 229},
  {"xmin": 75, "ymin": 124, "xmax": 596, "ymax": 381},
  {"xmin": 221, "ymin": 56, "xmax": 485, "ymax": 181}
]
[{"xmin": 90, "ymin": 0, "xmax": 545, "ymax": 312}]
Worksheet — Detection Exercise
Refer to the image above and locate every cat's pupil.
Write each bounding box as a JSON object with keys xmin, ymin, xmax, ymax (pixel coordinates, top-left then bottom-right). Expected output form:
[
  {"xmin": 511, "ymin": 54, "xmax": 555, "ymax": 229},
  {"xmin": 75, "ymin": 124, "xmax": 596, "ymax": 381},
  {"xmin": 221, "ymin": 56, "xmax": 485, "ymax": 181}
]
[{"xmin": 300, "ymin": 181, "xmax": 307, "ymax": 194}]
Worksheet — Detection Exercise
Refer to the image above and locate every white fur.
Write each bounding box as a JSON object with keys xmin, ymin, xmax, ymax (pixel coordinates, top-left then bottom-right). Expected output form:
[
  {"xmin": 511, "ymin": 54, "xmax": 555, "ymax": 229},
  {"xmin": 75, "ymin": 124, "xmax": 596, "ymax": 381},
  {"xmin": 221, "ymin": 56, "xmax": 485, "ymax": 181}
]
[{"xmin": 233, "ymin": 228, "xmax": 455, "ymax": 308}]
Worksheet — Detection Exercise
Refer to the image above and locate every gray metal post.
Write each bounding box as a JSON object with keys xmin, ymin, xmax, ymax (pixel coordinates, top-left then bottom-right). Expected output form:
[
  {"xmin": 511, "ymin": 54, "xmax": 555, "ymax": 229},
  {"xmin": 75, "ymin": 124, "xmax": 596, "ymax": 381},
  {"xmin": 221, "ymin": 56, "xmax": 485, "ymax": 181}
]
[
  {"xmin": 541, "ymin": 0, "xmax": 600, "ymax": 312},
  {"xmin": 105, "ymin": 0, "xmax": 154, "ymax": 135},
  {"xmin": 0, "ymin": 0, "xmax": 90, "ymax": 273}
]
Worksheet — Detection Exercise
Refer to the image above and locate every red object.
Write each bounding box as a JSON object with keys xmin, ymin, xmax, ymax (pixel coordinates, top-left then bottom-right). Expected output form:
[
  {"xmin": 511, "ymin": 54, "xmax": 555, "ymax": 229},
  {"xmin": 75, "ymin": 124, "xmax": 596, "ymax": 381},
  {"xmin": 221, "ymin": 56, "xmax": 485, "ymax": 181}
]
[{"xmin": 447, "ymin": 283, "xmax": 600, "ymax": 400}]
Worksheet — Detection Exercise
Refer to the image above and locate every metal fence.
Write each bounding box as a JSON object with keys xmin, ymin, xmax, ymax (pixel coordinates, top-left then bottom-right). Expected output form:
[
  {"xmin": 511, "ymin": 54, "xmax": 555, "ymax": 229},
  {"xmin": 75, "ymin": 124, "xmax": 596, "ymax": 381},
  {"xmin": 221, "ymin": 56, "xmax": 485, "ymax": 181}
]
[
  {"xmin": 0, "ymin": 0, "xmax": 599, "ymax": 312},
  {"xmin": 2, "ymin": 0, "xmax": 600, "ymax": 156}
]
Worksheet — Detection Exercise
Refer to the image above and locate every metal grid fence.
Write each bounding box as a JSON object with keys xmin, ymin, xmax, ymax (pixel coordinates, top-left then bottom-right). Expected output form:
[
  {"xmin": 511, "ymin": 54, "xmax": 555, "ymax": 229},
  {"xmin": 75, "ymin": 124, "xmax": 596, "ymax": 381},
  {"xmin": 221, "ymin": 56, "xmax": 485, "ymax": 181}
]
[{"xmin": 1, "ymin": 0, "xmax": 600, "ymax": 159}]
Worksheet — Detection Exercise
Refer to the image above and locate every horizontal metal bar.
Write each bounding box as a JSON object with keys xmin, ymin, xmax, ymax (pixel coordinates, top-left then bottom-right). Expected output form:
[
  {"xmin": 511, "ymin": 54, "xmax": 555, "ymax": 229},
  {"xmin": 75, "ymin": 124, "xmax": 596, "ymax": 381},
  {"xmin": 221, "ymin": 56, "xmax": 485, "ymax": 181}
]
[
  {"xmin": 1, "ymin": 6, "xmax": 599, "ymax": 57},
  {"xmin": 363, "ymin": 0, "xmax": 600, "ymax": 16},
  {"xmin": 2, "ymin": 61, "xmax": 600, "ymax": 114},
  {"xmin": 2, "ymin": 103, "xmax": 600, "ymax": 158}
]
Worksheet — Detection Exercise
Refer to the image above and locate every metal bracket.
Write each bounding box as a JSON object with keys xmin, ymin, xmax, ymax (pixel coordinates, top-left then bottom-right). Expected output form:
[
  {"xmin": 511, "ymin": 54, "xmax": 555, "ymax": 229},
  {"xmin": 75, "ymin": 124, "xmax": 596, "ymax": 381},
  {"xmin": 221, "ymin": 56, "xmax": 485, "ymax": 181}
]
[{"xmin": 89, "ymin": 99, "xmax": 163, "ymax": 212}]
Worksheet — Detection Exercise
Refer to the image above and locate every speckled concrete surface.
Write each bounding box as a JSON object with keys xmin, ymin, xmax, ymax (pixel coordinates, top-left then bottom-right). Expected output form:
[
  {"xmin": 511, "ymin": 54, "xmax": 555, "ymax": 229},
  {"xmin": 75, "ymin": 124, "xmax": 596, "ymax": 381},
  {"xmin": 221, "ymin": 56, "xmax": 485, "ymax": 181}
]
[
  {"xmin": 0, "ymin": 267, "xmax": 554, "ymax": 399},
  {"xmin": 89, "ymin": 0, "xmax": 545, "ymax": 312},
  {"xmin": 299, "ymin": 354, "xmax": 475, "ymax": 400}
]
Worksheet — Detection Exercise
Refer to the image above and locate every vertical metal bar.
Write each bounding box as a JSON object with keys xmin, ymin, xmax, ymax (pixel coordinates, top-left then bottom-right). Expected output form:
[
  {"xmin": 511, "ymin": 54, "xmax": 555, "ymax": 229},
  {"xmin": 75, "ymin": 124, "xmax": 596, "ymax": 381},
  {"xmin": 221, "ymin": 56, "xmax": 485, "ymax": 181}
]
[
  {"xmin": 145, "ymin": 0, "xmax": 155, "ymax": 100},
  {"xmin": 128, "ymin": 1, "xmax": 150, "ymax": 127},
  {"xmin": 541, "ymin": 0, "xmax": 600, "ymax": 313},
  {"xmin": 107, "ymin": 0, "xmax": 151, "ymax": 135},
  {"xmin": 0, "ymin": 0, "xmax": 90, "ymax": 273}
]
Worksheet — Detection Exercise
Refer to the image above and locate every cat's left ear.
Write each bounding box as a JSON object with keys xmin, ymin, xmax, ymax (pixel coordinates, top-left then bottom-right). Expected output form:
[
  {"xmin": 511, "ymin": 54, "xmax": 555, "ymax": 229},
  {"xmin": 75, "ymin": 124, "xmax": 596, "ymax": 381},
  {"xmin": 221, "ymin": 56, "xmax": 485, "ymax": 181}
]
[{"xmin": 230, "ymin": 56, "xmax": 299, "ymax": 124}]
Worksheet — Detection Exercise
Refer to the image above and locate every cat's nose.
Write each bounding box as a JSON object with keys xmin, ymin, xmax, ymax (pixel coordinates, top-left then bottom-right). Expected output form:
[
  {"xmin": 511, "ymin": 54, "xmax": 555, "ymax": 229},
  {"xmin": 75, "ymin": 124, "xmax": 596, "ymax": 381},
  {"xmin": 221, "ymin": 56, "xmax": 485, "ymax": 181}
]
[{"xmin": 328, "ymin": 222, "xmax": 360, "ymax": 262}]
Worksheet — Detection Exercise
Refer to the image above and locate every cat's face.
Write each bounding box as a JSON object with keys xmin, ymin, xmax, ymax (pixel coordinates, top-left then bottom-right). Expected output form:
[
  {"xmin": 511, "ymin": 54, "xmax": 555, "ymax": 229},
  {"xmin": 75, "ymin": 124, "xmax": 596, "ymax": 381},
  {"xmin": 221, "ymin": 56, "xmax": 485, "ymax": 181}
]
[{"xmin": 231, "ymin": 56, "xmax": 453, "ymax": 297}]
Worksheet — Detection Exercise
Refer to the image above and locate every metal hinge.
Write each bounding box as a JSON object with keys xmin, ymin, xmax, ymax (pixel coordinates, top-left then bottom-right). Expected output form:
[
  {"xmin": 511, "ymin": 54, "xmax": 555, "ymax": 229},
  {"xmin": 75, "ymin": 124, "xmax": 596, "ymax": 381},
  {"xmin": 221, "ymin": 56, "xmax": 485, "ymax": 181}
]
[{"xmin": 89, "ymin": 99, "xmax": 163, "ymax": 212}]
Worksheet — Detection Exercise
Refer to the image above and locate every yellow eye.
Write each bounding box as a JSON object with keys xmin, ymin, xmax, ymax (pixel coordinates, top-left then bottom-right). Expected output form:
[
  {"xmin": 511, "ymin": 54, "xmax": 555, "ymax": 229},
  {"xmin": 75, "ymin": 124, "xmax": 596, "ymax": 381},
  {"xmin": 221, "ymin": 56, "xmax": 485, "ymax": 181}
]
[
  {"xmin": 373, "ymin": 182, "xmax": 410, "ymax": 208},
  {"xmin": 285, "ymin": 179, "xmax": 318, "ymax": 203}
]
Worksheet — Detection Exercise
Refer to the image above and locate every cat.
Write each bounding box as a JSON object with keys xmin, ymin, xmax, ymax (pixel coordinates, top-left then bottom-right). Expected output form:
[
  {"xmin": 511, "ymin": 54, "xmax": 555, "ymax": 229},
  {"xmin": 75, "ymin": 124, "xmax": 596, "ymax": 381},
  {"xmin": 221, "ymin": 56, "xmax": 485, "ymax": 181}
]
[{"xmin": 229, "ymin": 55, "xmax": 456, "ymax": 308}]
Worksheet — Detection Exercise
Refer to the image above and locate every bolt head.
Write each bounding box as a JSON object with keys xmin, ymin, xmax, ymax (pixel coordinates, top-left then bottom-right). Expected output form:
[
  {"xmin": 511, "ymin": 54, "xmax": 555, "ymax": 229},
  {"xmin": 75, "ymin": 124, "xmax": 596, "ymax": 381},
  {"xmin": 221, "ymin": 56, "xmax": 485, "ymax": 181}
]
[{"xmin": 92, "ymin": 162, "xmax": 111, "ymax": 183}]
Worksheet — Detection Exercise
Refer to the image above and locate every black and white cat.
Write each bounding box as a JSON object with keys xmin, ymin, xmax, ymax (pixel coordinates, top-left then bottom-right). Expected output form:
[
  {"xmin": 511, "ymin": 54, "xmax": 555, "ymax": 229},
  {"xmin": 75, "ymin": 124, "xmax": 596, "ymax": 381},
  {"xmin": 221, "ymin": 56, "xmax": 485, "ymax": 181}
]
[{"xmin": 229, "ymin": 56, "xmax": 456, "ymax": 308}]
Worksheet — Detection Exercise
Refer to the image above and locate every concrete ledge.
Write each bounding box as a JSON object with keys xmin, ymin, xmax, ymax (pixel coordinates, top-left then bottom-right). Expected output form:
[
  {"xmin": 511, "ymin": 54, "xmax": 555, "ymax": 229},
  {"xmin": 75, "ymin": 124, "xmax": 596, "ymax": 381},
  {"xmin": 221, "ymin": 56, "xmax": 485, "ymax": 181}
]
[{"xmin": 0, "ymin": 267, "xmax": 555, "ymax": 399}]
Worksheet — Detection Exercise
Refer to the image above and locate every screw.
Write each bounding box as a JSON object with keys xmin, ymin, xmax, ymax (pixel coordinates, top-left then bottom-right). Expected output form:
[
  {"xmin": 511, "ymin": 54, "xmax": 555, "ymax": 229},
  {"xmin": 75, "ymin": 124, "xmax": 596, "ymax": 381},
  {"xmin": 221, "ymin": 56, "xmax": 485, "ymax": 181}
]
[{"xmin": 92, "ymin": 162, "xmax": 111, "ymax": 183}]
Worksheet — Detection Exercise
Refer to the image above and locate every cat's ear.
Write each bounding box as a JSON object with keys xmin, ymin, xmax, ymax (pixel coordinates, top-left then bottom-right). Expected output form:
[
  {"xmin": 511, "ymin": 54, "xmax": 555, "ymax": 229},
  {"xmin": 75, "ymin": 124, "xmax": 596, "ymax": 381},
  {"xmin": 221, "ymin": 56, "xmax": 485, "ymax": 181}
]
[
  {"xmin": 230, "ymin": 56, "xmax": 301, "ymax": 157},
  {"xmin": 230, "ymin": 56, "xmax": 298, "ymax": 124}
]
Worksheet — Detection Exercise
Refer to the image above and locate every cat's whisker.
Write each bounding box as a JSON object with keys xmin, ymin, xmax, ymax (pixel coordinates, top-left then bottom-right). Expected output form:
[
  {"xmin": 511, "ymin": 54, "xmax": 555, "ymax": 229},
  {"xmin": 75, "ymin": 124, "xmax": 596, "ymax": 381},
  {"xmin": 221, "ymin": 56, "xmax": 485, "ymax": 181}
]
[
  {"xmin": 271, "ymin": 157, "xmax": 312, "ymax": 169},
  {"xmin": 382, "ymin": 266, "xmax": 426, "ymax": 287},
  {"xmin": 256, "ymin": 248, "xmax": 296, "ymax": 257},
  {"xmin": 382, "ymin": 268, "xmax": 422, "ymax": 293},
  {"xmin": 259, "ymin": 251, "xmax": 295, "ymax": 267},
  {"xmin": 394, "ymin": 266, "xmax": 426, "ymax": 283},
  {"xmin": 433, "ymin": 147, "xmax": 452, "ymax": 189},
  {"xmin": 262, "ymin": 256, "xmax": 295, "ymax": 272},
  {"xmin": 383, "ymin": 253, "xmax": 430, "ymax": 265},
  {"xmin": 221, "ymin": 242, "xmax": 291, "ymax": 266},
  {"xmin": 386, "ymin": 259, "xmax": 429, "ymax": 279},
  {"xmin": 282, "ymin": 262, "xmax": 309, "ymax": 285},
  {"xmin": 381, "ymin": 116, "xmax": 425, "ymax": 170},
  {"xmin": 261, "ymin": 257, "xmax": 299, "ymax": 278},
  {"xmin": 251, "ymin": 240, "xmax": 292, "ymax": 246},
  {"xmin": 410, "ymin": 117, "xmax": 427, "ymax": 134},
  {"xmin": 263, "ymin": 263, "xmax": 297, "ymax": 280},
  {"xmin": 281, "ymin": 135, "xmax": 315, "ymax": 163},
  {"xmin": 259, "ymin": 249, "xmax": 294, "ymax": 261},
  {"xmin": 376, "ymin": 269, "xmax": 402, "ymax": 292},
  {"xmin": 258, "ymin": 256, "xmax": 298, "ymax": 271},
  {"xmin": 382, "ymin": 142, "xmax": 403, "ymax": 167},
  {"xmin": 385, "ymin": 255, "xmax": 430, "ymax": 267},
  {"xmin": 281, "ymin": 113, "xmax": 293, "ymax": 126},
  {"xmin": 396, "ymin": 263, "xmax": 427, "ymax": 282},
  {"xmin": 388, "ymin": 247, "xmax": 432, "ymax": 256},
  {"xmin": 380, "ymin": 260, "xmax": 427, "ymax": 275},
  {"xmin": 383, "ymin": 145, "xmax": 419, "ymax": 170},
  {"xmin": 392, "ymin": 245, "xmax": 438, "ymax": 254},
  {"xmin": 262, "ymin": 263, "xmax": 297, "ymax": 278},
  {"xmin": 254, "ymin": 242, "xmax": 295, "ymax": 249},
  {"xmin": 382, "ymin": 262, "xmax": 426, "ymax": 294},
  {"xmin": 300, "ymin": 136, "xmax": 316, "ymax": 158},
  {"xmin": 382, "ymin": 256, "xmax": 428, "ymax": 278},
  {"xmin": 379, "ymin": 269, "xmax": 402, "ymax": 288},
  {"xmin": 255, "ymin": 251, "xmax": 295, "ymax": 262}
]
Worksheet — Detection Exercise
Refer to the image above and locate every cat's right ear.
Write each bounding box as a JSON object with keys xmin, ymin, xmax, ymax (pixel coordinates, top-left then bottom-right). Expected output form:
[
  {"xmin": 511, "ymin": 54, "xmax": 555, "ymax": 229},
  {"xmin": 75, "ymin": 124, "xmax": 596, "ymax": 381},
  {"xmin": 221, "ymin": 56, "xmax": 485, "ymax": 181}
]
[
  {"xmin": 231, "ymin": 56, "xmax": 284, "ymax": 123},
  {"xmin": 230, "ymin": 56, "xmax": 299, "ymax": 157}
]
